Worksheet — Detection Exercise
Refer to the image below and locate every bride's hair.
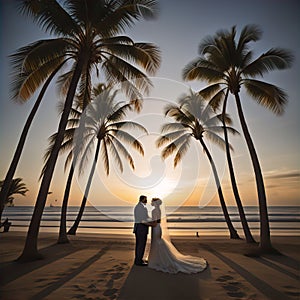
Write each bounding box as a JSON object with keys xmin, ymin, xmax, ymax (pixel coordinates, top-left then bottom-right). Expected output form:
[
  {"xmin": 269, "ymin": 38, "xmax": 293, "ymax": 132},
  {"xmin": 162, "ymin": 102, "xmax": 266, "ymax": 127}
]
[{"xmin": 152, "ymin": 198, "xmax": 162, "ymax": 206}]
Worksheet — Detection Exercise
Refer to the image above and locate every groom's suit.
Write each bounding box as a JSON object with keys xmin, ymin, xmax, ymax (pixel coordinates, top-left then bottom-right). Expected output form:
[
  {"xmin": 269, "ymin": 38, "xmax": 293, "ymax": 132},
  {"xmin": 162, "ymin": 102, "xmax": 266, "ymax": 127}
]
[{"xmin": 133, "ymin": 201, "xmax": 149, "ymax": 265}]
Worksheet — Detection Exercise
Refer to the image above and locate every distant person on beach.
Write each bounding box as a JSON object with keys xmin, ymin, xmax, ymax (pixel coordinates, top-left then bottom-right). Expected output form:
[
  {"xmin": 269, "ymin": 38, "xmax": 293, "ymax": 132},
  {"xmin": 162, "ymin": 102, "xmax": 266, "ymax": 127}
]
[
  {"xmin": 0, "ymin": 218, "xmax": 11, "ymax": 232},
  {"xmin": 147, "ymin": 198, "xmax": 207, "ymax": 273},
  {"xmin": 133, "ymin": 195, "xmax": 153, "ymax": 266}
]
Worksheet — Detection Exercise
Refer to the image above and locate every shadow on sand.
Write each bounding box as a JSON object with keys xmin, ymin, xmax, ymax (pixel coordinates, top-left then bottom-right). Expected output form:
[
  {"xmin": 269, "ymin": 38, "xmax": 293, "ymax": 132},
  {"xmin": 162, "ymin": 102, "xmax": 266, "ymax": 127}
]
[
  {"xmin": 117, "ymin": 264, "xmax": 211, "ymax": 300},
  {"xmin": 0, "ymin": 243, "xmax": 80, "ymax": 286},
  {"xmin": 30, "ymin": 246, "xmax": 109, "ymax": 300},
  {"xmin": 203, "ymin": 244, "xmax": 295, "ymax": 300}
]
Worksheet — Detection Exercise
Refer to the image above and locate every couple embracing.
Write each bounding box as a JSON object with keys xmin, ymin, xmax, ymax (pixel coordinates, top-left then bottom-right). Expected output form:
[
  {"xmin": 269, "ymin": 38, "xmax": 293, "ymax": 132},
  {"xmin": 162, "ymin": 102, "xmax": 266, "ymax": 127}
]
[{"xmin": 133, "ymin": 195, "xmax": 207, "ymax": 274}]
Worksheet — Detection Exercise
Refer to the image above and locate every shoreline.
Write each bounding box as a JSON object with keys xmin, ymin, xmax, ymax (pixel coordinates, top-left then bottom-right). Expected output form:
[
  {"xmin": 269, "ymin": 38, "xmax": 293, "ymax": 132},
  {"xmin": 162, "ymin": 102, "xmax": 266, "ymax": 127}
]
[
  {"xmin": 1, "ymin": 231, "xmax": 299, "ymax": 299},
  {"xmin": 3, "ymin": 205, "xmax": 299, "ymax": 239},
  {"xmin": 6, "ymin": 225, "xmax": 300, "ymax": 238}
]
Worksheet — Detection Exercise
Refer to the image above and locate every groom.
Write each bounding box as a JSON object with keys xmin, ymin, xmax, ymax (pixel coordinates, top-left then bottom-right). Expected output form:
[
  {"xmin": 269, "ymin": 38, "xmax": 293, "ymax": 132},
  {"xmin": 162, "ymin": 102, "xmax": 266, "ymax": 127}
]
[{"xmin": 133, "ymin": 195, "xmax": 153, "ymax": 266}]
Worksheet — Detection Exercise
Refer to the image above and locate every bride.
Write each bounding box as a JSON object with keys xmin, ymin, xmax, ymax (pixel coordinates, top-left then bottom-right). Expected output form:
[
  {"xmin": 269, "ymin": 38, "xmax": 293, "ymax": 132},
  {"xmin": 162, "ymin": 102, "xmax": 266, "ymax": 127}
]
[{"xmin": 147, "ymin": 198, "xmax": 207, "ymax": 274}]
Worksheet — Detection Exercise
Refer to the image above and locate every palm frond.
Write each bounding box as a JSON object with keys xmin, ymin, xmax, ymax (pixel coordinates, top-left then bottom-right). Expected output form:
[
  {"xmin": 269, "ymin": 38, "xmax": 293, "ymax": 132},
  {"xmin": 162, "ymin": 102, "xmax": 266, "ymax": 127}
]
[
  {"xmin": 174, "ymin": 138, "xmax": 191, "ymax": 167},
  {"xmin": 107, "ymin": 104, "xmax": 132, "ymax": 123},
  {"xmin": 18, "ymin": 0, "xmax": 81, "ymax": 36},
  {"xmin": 10, "ymin": 55, "xmax": 66, "ymax": 101},
  {"xmin": 198, "ymin": 84, "xmax": 222, "ymax": 100},
  {"xmin": 156, "ymin": 130, "xmax": 187, "ymax": 148},
  {"xmin": 237, "ymin": 24, "xmax": 262, "ymax": 53},
  {"xmin": 162, "ymin": 133, "xmax": 191, "ymax": 161},
  {"xmin": 216, "ymin": 113, "xmax": 233, "ymax": 126},
  {"xmin": 101, "ymin": 139, "xmax": 110, "ymax": 175},
  {"xmin": 165, "ymin": 106, "xmax": 193, "ymax": 127},
  {"xmin": 76, "ymin": 65, "xmax": 92, "ymax": 109},
  {"xmin": 161, "ymin": 122, "xmax": 186, "ymax": 133},
  {"xmin": 129, "ymin": 98, "xmax": 143, "ymax": 112},
  {"xmin": 106, "ymin": 137, "xmax": 124, "ymax": 173},
  {"xmin": 111, "ymin": 121, "xmax": 148, "ymax": 134},
  {"xmin": 207, "ymin": 89, "xmax": 225, "ymax": 111},
  {"xmin": 57, "ymin": 69, "xmax": 74, "ymax": 97},
  {"xmin": 93, "ymin": 0, "xmax": 159, "ymax": 36},
  {"xmin": 110, "ymin": 129, "xmax": 144, "ymax": 156},
  {"xmin": 100, "ymin": 36, "xmax": 135, "ymax": 45},
  {"xmin": 108, "ymin": 134, "xmax": 135, "ymax": 170},
  {"xmin": 182, "ymin": 58, "xmax": 224, "ymax": 82},
  {"xmin": 77, "ymin": 135, "xmax": 96, "ymax": 176},
  {"xmin": 0, "ymin": 178, "xmax": 28, "ymax": 201},
  {"xmin": 242, "ymin": 48, "xmax": 294, "ymax": 77},
  {"xmin": 103, "ymin": 56, "xmax": 151, "ymax": 98},
  {"xmin": 64, "ymin": 150, "xmax": 74, "ymax": 172},
  {"xmin": 129, "ymin": 42, "xmax": 161, "ymax": 75},
  {"xmin": 243, "ymin": 79, "xmax": 287, "ymax": 115},
  {"xmin": 161, "ymin": 142, "xmax": 177, "ymax": 160},
  {"xmin": 204, "ymin": 131, "xmax": 228, "ymax": 151},
  {"xmin": 65, "ymin": 0, "xmax": 107, "ymax": 29},
  {"xmin": 101, "ymin": 42, "xmax": 161, "ymax": 75}
]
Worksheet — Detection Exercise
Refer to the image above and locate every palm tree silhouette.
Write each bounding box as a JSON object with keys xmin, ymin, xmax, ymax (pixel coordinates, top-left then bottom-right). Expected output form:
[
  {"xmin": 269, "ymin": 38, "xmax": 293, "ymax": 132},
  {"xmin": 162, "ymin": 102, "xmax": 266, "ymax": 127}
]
[
  {"xmin": 183, "ymin": 25, "xmax": 293, "ymax": 253},
  {"xmin": 157, "ymin": 91, "xmax": 240, "ymax": 239},
  {"xmin": 42, "ymin": 99, "xmax": 82, "ymax": 244},
  {"xmin": 0, "ymin": 49, "xmax": 65, "ymax": 222},
  {"xmin": 210, "ymin": 88, "xmax": 256, "ymax": 243},
  {"xmin": 68, "ymin": 88, "xmax": 147, "ymax": 235},
  {"xmin": 0, "ymin": 177, "xmax": 28, "ymax": 208},
  {"xmin": 43, "ymin": 86, "xmax": 147, "ymax": 242},
  {"xmin": 16, "ymin": 0, "xmax": 160, "ymax": 262}
]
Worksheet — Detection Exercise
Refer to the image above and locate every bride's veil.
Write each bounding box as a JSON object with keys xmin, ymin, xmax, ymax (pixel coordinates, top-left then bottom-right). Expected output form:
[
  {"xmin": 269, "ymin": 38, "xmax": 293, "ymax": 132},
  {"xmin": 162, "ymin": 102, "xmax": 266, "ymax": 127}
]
[
  {"xmin": 151, "ymin": 198, "xmax": 171, "ymax": 243},
  {"xmin": 160, "ymin": 201, "xmax": 171, "ymax": 242},
  {"xmin": 154, "ymin": 199, "xmax": 196, "ymax": 260}
]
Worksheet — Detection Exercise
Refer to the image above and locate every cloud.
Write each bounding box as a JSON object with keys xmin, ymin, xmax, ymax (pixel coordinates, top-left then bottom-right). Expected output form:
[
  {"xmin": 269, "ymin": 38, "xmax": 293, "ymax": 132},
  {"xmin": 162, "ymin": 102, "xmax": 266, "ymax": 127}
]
[{"xmin": 265, "ymin": 171, "xmax": 300, "ymax": 180}]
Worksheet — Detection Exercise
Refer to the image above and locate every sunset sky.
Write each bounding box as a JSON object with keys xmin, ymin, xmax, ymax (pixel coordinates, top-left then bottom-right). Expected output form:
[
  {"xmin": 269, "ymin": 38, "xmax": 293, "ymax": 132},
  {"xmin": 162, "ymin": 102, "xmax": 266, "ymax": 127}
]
[{"xmin": 0, "ymin": 0, "xmax": 299, "ymax": 208}]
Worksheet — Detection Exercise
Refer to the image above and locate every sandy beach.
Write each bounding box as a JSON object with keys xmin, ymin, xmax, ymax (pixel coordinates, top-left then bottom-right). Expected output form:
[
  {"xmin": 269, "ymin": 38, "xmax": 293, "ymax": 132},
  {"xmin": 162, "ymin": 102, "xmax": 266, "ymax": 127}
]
[{"xmin": 0, "ymin": 231, "xmax": 299, "ymax": 300}]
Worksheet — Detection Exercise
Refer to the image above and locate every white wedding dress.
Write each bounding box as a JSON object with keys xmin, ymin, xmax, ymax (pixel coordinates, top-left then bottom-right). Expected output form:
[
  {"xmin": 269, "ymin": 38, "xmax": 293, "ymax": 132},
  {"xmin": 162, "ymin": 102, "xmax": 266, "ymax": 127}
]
[{"xmin": 148, "ymin": 206, "xmax": 207, "ymax": 274}]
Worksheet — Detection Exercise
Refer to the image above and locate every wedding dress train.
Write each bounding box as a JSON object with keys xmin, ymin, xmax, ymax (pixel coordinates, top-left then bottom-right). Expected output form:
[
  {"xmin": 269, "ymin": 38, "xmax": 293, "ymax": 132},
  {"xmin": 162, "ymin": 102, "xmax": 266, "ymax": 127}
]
[{"xmin": 147, "ymin": 204, "xmax": 207, "ymax": 274}]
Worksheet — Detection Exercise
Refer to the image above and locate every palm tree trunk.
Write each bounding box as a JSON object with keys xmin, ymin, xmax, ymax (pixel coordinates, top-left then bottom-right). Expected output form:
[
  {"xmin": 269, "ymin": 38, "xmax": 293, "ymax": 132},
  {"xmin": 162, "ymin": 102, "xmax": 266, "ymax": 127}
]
[
  {"xmin": 234, "ymin": 93, "xmax": 274, "ymax": 252},
  {"xmin": 68, "ymin": 138, "xmax": 101, "ymax": 235},
  {"xmin": 57, "ymin": 165, "xmax": 74, "ymax": 244},
  {"xmin": 17, "ymin": 60, "xmax": 83, "ymax": 262},
  {"xmin": 222, "ymin": 91, "xmax": 256, "ymax": 243},
  {"xmin": 58, "ymin": 97, "xmax": 89, "ymax": 243},
  {"xmin": 0, "ymin": 65, "xmax": 63, "ymax": 222},
  {"xmin": 199, "ymin": 139, "xmax": 240, "ymax": 239}
]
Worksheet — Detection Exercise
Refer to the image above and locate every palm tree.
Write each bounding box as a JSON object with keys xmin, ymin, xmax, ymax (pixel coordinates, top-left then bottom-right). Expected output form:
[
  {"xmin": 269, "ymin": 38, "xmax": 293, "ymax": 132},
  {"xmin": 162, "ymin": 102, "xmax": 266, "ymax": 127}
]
[
  {"xmin": 42, "ymin": 102, "xmax": 81, "ymax": 244},
  {"xmin": 157, "ymin": 91, "xmax": 240, "ymax": 239},
  {"xmin": 57, "ymin": 85, "xmax": 107, "ymax": 244},
  {"xmin": 0, "ymin": 47, "xmax": 66, "ymax": 223},
  {"xmin": 67, "ymin": 88, "xmax": 147, "ymax": 235},
  {"xmin": 0, "ymin": 178, "xmax": 28, "ymax": 210},
  {"xmin": 210, "ymin": 88, "xmax": 256, "ymax": 243},
  {"xmin": 43, "ymin": 85, "xmax": 145, "ymax": 243},
  {"xmin": 17, "ymin": 0, "xmax": 160, "ymax": 262},
  {"xmin": 183, "ymin": 25, "xmax": 293, "ymax": 253}
]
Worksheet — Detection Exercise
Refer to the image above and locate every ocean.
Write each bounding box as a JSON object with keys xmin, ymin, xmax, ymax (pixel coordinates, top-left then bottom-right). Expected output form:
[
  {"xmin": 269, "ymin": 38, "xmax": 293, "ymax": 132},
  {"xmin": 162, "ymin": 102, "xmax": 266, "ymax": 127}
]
[{"xmin": 2, "ymin": 205, "xmax": 299, "ymax": 236}]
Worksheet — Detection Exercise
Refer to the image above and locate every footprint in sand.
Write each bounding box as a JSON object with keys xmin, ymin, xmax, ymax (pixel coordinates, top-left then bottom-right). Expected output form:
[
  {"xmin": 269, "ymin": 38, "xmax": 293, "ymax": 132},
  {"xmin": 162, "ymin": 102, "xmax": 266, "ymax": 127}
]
[
  {"xmin": 216, "ymin": 275, "xmax": 234, "ymax": 282},
  {"xmin": 35, "ymin": 278, "xmax": 48, "ymax": 282},
  {"xmin": 98, "ymin": 263, "xmax": 129, "ymax": 299},
  {"xmin": 111, "ymin": 272, "xmax": 125, "ymax": 280},
  {"xmin": 216, "ymin": 274, "xmax": 247, "ymax": 298},
  {"xmin": 223, "ymin": 283, "xmax": 240, "ymax": 292},
  {"xmin": 73, "ymin": 293, "xmax": 85, "ymax": 299},
  {"xmin": 72, "ymin": 284, "xmax": 85, "ymax": 292},
  {"xmin": 106, "ymin": 279, "xmax": 114, "ymax": 289},
  {"xmin": 103, "ymin": 288, "xmax": 118, "ymax": 298}
]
